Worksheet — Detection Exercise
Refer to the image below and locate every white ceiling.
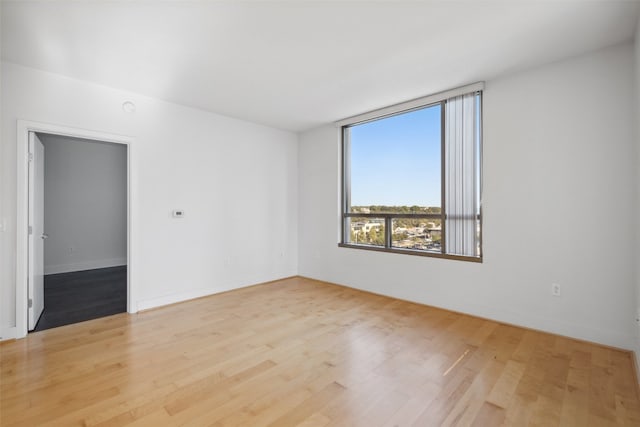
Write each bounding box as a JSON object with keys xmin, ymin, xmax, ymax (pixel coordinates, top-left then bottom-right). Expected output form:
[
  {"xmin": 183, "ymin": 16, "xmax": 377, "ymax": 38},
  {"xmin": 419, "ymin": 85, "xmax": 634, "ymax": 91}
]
[{"xmin": 2, "ymin": 1, "xmax": 639, "ymax": 132}]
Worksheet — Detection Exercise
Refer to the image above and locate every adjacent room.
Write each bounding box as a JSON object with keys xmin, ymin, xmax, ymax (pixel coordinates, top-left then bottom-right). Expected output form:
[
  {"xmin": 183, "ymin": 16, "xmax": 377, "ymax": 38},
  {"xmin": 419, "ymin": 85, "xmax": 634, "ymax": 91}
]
[
  {"xmin": 35, "ymin": 133, "xmax": 128, "ymax": 332},
  {"xmin": 1, "ymin": 1, "xmax": 640, "ymax": 425}
]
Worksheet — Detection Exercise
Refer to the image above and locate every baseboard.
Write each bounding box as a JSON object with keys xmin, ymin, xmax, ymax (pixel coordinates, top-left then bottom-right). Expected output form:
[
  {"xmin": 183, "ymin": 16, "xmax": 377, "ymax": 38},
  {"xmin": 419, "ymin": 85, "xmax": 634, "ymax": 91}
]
[
  {"xmin": 136, "ymin": 274, "xmax": 296, "ymax": 312},
  {"xmin": 297, "ymin": 274, "xmax": 636, "ymax": 352},
  {"xmin": 1, "ymin": 327, "xmax": 17, "ymax": 341},
  {"xmin": 44, "ymin": 258, "xmax": 127, "ymax": 275},
  {"xmin": 137, "ymin": 287, "xmax": 222, "ymax": 312}
]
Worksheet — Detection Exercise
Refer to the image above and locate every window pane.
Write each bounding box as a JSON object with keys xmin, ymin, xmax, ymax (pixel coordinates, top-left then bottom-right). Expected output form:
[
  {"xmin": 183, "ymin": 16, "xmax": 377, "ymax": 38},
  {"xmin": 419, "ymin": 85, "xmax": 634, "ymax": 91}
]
[
  {"xmin": 391, "ymin": 218, "xmax": 441, "ymax": 252},
  {"xmin": 345, "ymin": 217, "xmax": 385, "ymax": 247},
  {"xmin": 346, "ymin": 104, "xmax": 442, "ymax": 214}
]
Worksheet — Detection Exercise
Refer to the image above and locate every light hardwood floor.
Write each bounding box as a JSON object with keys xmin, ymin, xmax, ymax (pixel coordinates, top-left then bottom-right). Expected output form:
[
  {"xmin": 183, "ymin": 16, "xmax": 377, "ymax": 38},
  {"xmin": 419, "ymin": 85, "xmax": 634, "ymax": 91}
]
[{"xmin": 1, "ymin": 276, "xmax": 639, "ymax": 426}]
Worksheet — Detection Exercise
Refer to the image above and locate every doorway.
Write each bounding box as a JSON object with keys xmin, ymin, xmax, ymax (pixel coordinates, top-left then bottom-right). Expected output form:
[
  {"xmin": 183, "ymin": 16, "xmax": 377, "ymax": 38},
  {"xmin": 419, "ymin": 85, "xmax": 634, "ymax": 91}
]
[
  {"xmin": 32, "ymin": 133, "xmax": 128, "ymax": 331},
  {"xmin": 16, "ymin": 121, "xmax": 134, "ymax": 338}
]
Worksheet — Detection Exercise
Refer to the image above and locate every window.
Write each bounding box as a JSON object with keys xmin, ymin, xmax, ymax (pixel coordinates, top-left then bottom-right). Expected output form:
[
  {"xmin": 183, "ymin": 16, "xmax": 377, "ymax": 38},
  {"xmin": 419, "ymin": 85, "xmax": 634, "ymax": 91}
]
[{"xmin": 339, "ymin": 84, "xmax": 483, "ymax": 261}]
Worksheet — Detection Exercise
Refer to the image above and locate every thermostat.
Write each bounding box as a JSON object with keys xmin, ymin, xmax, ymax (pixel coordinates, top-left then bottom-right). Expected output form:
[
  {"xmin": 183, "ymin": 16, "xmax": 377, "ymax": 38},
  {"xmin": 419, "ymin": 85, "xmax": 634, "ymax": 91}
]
[{"xmin": 172, "ymin": 210, "xmax": 185, "ymax": 218}]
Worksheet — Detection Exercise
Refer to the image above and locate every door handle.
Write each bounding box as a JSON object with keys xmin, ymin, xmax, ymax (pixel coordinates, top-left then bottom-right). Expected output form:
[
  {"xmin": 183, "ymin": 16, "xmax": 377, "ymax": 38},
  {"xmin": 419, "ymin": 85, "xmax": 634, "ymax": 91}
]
[{"xmin": 41, "ymin": 233, "xmax": 48, "ymax": 240}]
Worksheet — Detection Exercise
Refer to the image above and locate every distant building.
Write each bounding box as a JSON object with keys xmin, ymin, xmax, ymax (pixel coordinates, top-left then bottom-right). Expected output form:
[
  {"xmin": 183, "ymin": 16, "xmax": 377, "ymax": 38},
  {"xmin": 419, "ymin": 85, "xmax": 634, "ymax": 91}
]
[{"xmin": 350, "ymin": 222, "xmax": 381, "ymax": 233}]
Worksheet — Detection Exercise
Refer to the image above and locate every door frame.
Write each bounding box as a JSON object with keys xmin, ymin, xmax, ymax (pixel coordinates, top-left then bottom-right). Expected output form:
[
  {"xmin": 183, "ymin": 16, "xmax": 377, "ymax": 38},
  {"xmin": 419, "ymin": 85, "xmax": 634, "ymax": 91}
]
[{"xmin": 16, "ymin": 120, "xmax": 135, "ymax": 338}]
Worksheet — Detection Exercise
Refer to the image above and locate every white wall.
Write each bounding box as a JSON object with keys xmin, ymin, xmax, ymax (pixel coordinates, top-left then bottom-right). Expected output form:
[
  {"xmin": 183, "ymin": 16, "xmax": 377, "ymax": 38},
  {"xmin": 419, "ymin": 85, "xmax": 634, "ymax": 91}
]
[
  {"xmin": 298, "ymin": 43, "xmax": 637, "ymax": 350},
  {"xmin": 1, "ymin": 62, "xmax": 298, "ymax": 336},
  {"xmin": 40, "ymin": 134, "xmax": 127, "ymax": 274}
]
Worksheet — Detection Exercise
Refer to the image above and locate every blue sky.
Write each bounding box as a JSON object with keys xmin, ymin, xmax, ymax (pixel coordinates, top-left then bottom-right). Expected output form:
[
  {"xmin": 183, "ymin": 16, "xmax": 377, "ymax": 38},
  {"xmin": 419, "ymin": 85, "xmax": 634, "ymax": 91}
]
[{"xmin": 349, "ymin": 104, "xmax": 441, "ymax": 206}]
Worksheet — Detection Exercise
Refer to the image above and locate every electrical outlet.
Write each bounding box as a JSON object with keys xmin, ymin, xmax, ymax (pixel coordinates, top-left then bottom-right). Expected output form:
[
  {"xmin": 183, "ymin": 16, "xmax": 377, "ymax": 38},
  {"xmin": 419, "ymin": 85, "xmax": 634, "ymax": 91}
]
[{"xmin": 551, "ymin": 283, "xmax": 561, "ymax": 297}]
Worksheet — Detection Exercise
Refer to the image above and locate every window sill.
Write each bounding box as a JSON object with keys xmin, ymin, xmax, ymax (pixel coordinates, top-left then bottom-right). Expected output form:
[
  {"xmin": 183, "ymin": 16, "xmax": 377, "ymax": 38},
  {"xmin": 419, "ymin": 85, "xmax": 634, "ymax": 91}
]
[{"xmin": 338, "ymin": 243, "xmax": 482, "ymax": 263}]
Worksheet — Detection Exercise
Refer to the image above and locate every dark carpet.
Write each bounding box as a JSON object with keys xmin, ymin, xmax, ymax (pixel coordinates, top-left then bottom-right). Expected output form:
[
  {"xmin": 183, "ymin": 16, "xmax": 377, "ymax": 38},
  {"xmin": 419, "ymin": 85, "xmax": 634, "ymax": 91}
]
[{"xmin": 33, "ymin": 266, "xmax": 127, "ymax": 332}]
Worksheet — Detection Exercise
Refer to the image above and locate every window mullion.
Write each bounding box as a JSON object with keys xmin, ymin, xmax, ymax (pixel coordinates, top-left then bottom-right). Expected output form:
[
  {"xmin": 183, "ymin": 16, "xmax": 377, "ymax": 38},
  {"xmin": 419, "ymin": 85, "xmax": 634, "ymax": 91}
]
[{"xmin": 384, "ymin": 216, "xmax": 392, "ymax": 249}]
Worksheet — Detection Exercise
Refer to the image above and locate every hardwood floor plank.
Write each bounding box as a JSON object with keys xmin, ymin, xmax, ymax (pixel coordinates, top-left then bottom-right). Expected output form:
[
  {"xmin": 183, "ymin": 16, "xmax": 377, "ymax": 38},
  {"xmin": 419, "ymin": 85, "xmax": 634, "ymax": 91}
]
[
  {"xmin": 470, "ymin": 401, "xmax": 506, "ymax": 426},
  {"xmin": 2, "ymin": 276, "xmax": 639, "ymax": 426},
  {"xmin": 486, "ymin": 359, "xmax": 526, "ymax": 409},
  {"xmin": 296, "ymin": 413, "xmax": 332, "ymax": 427},
  {"xmin": 266, "ymin": 381, "xmax": 346, "ymax": 427},
  {"xmin": 559, "ymin": 361, "xmax": 590, "ymax": 426},
  {"xmin": 440, "ymin": 359, "xmax": 504, "ymax": 426},
  {"xmin": 381, "ymin": 392, "xmax": 440, "ymax": 427}
]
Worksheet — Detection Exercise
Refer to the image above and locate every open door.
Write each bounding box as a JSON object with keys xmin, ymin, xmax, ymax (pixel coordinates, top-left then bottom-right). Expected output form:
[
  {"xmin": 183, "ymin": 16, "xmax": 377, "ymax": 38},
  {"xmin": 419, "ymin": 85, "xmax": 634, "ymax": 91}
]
[{"xmin": 28, "ymin": 132, "xmax": 45, "ymax": 331}]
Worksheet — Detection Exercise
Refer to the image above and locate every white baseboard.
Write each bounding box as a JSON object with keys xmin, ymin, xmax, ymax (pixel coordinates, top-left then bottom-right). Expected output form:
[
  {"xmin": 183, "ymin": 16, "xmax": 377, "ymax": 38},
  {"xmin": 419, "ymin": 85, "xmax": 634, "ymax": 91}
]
[
  {"xmin": 136, "ymin": 272, "xmax": 295, "ymax": 312},
  {"xmin": 44, "ymin": 258, "xmax": 127, "ymax": 275},
  {"xmin": 1, "ymin": 327, "xmax": 17, "ymax": 341},
  {"xmin": 136, "ymin": 287, "xmax": 222, "ymax": 312}
]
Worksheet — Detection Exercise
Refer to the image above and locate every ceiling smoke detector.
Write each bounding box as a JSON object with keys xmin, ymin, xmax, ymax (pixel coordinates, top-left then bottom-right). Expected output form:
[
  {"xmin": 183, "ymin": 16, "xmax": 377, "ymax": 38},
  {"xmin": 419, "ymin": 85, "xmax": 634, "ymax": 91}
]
[{"xmin": 122, "ymin": 101, "xmax": 136, "ymax": 113}]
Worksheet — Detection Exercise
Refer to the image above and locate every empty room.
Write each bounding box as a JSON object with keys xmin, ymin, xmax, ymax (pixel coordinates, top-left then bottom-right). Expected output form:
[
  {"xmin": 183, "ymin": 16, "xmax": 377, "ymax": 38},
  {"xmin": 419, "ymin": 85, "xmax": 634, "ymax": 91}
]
[{"xmin": 1, "ymin": 1, "xmax": 640, "ymax": 426}]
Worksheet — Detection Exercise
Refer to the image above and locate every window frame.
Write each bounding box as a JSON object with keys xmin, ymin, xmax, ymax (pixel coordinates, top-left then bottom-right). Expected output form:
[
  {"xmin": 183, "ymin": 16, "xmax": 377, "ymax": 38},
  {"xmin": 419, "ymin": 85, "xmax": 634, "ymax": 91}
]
[{"xmin": 338, "ymin": 86, "xmax": 483, "ymax": 262}]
